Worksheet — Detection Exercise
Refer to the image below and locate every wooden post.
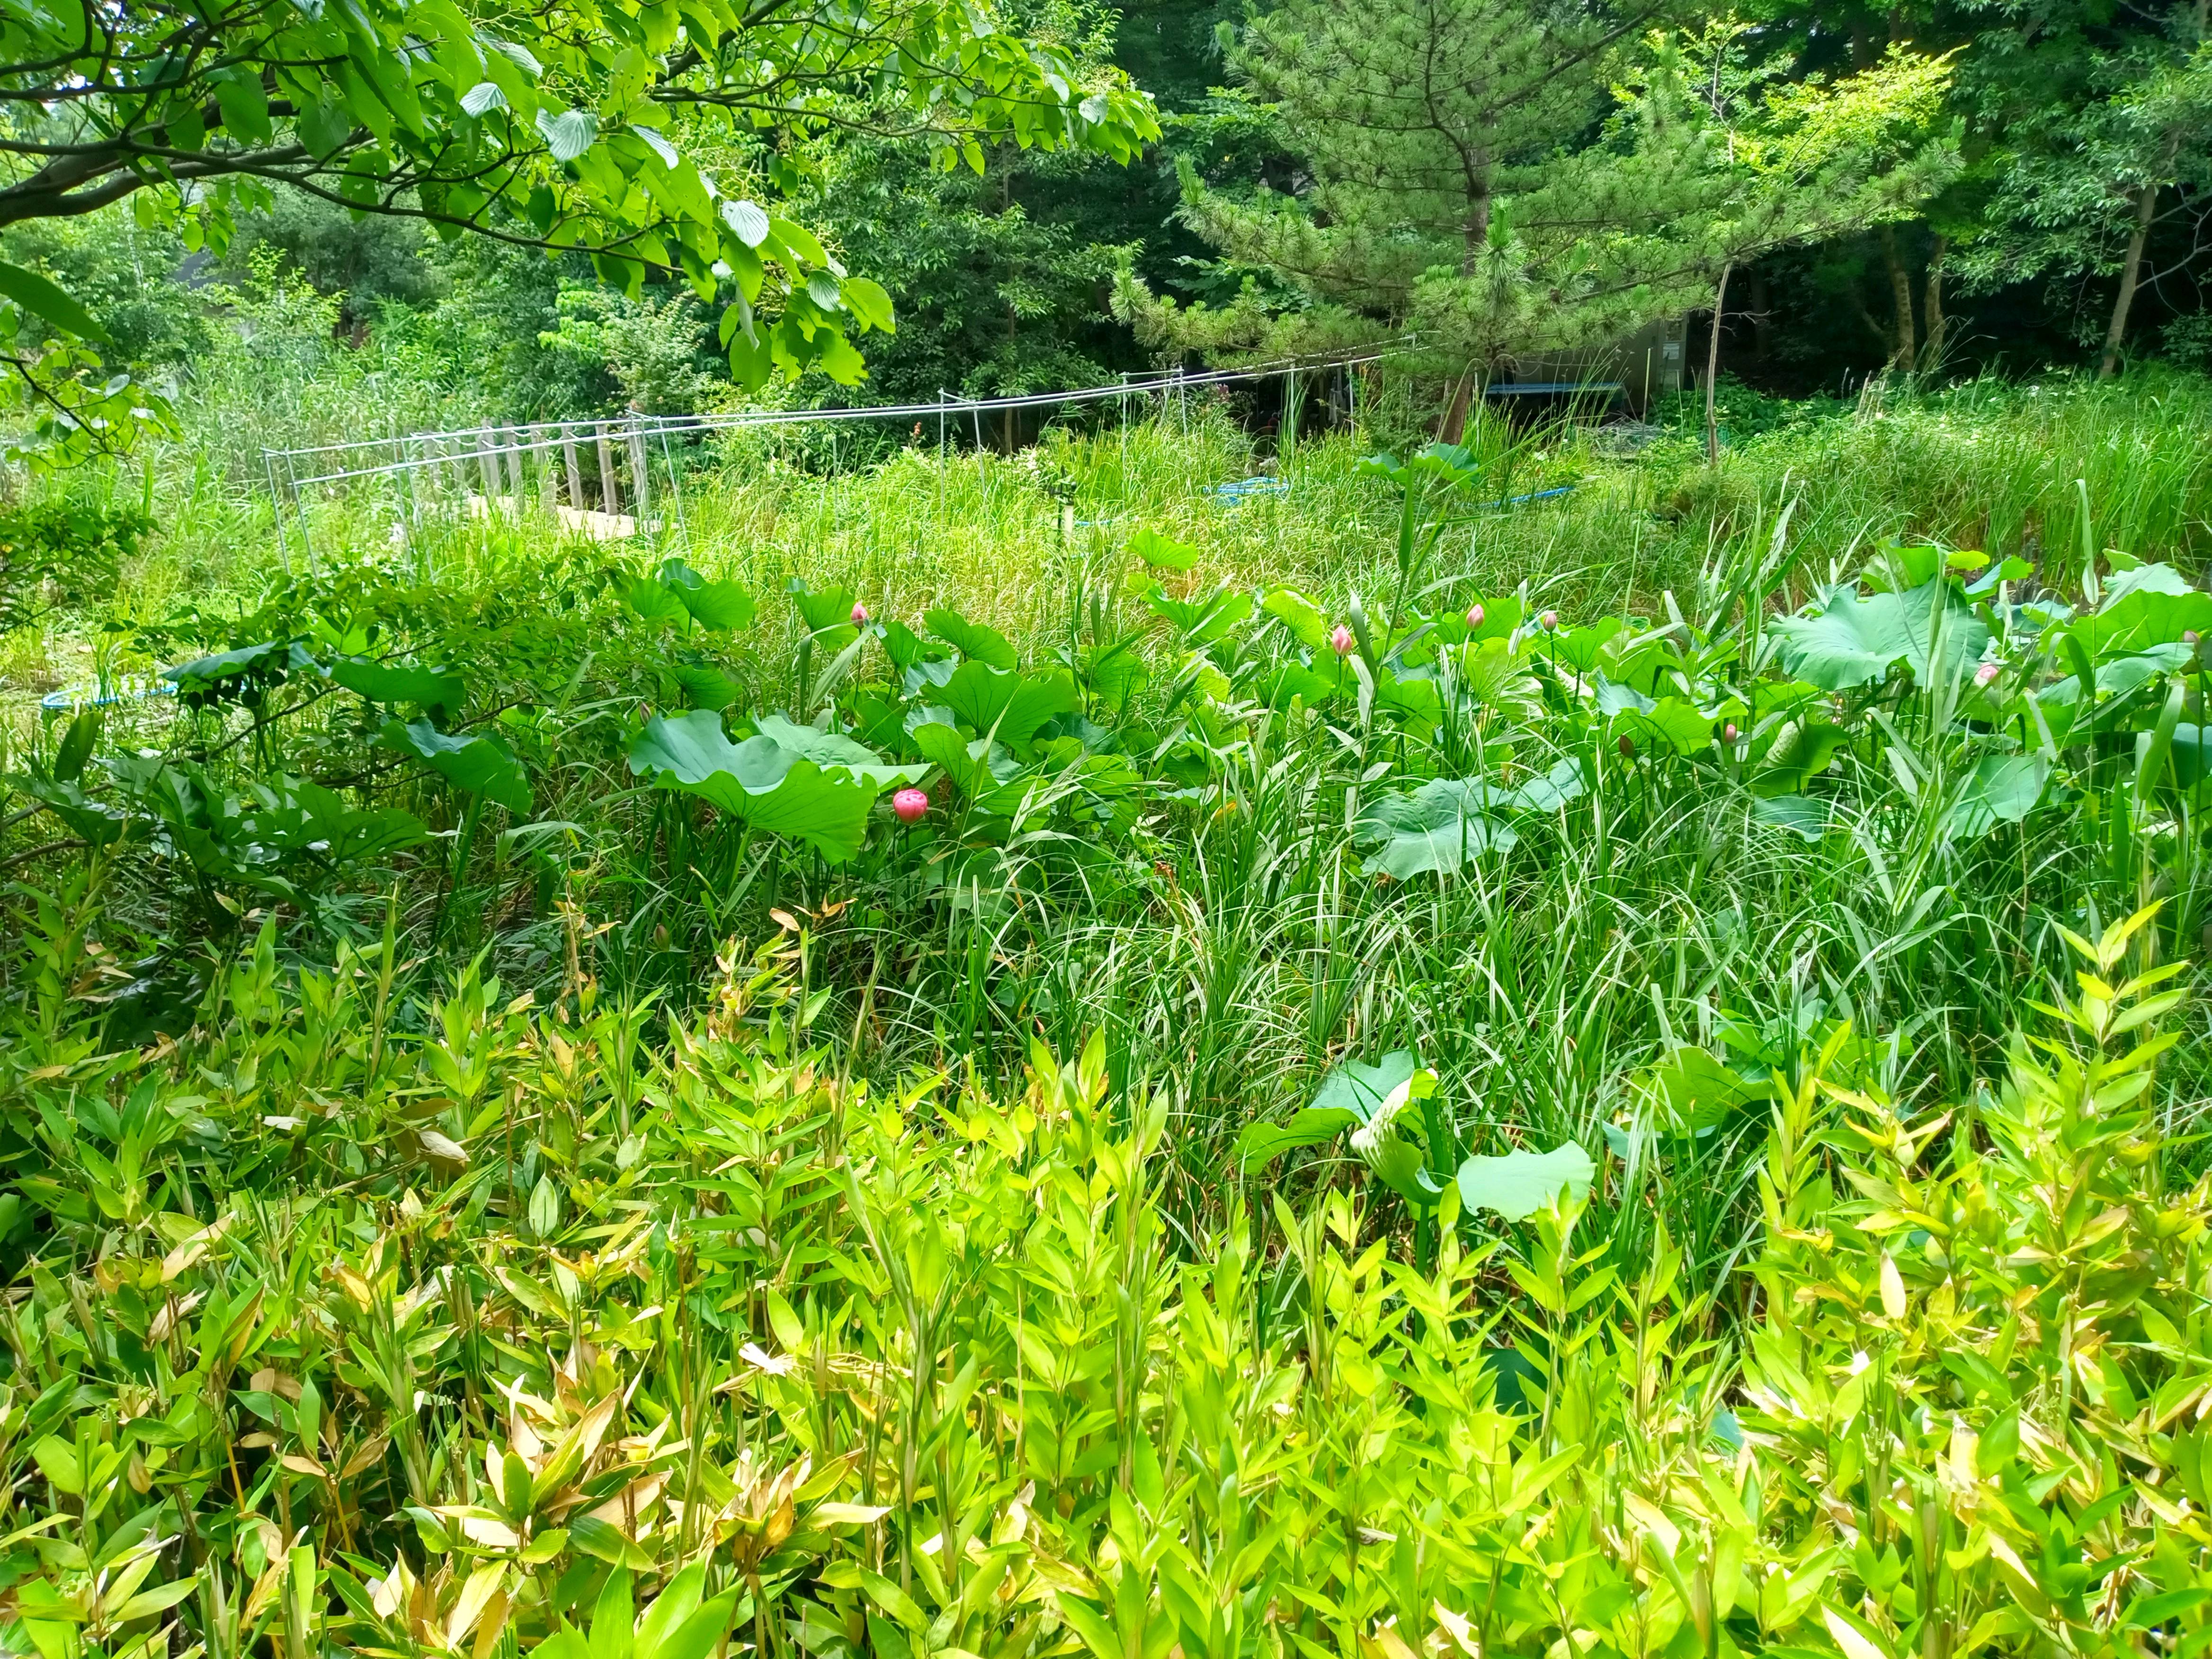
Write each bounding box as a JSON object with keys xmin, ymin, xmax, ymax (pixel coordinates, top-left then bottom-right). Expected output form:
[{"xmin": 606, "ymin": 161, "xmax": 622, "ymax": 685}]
[
  {"xmin": 596, "ymin": 424, "xmax": 621, "ymax": 516},
  {"xmin": 539, "ymin": 432, "xmax": 558, "ymax": 514},
  {"xmin": 562, "ymin": 426, "xmax": 584, "ymax": 511},
  {"xmin": 502, "ymin": 427, "xmax": 525, "ymax": 508}
]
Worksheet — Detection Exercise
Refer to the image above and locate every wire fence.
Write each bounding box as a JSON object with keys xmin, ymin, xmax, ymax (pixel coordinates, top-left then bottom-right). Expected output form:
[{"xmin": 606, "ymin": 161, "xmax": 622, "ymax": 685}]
[{"xmin": 257, "ymin": 348, "xmax": 1404, "ymax": 573}]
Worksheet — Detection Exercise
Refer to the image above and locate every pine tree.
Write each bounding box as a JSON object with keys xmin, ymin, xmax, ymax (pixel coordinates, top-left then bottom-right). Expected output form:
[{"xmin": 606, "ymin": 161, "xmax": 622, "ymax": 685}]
[{"xmin": 1117, "ymin": 0, "xmax": 1955, "ymax": 428}]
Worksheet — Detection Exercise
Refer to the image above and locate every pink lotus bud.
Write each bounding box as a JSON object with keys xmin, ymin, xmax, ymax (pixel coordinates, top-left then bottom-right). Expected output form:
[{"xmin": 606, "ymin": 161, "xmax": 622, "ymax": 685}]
[
  {"xmin": 1974, "ymin": 661, "xmax": 2000, "ymax": 688},
  {"xmin": 1540, "ymin": 609, "xmax": 1559, "ymax": 631},
  {"xmin": 1617, "ymin": 734, "xmax": 1635, "ymax": 758},
  {"xmin": 2187, "ymin": 631, "xmax": 2202, "ymax": 646},
  {"xmin": 892, "ymin": 787, "xmax": 928, "ymax": 823},
  {"xmin": 1465, "ymin": 602, "xmax": 1486, "ymax": 629},
  {"xmin": 1722, "ymin": 722, "xmax": 1740, "ymax": 744},
  {"xmin": 850, "ymin": 600, "xmax": 870, "ymax": 626},
  {"xmin": 1331, "ymin": 624, "xmax": 1355, "ymax": 657}
]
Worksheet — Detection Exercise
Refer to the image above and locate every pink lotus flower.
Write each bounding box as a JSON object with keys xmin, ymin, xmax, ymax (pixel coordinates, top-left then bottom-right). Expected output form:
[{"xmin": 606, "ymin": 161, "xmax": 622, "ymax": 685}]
[
  {"xmin": 1465, "ymin": 602, "xmax": 1486, "ymax": 629},
  {"xmin": 1974, "ymin": 661, "xmax": 2001, "ymax": 688},
  {"xmin": 850, "ymin": 601, "xmax": 870, "ymax": 626},
  {"xmin": 1331, "ymin": 624, "xmax": 1355, "ymax": 657},
  {"xmin": 1539, "ymin": 609, "xmax": 1559, "ymax": 631},
  {"xmin": 892, "ymin": 787, "xmax": 928, "ymax": 823}
]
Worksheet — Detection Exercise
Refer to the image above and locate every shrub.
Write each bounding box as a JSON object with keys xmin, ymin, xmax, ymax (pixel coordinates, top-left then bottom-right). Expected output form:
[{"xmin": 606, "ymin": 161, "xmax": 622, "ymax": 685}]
[{"xmin": 0, "ymin": 896, "xmax": 2206, "ymax": 1659}]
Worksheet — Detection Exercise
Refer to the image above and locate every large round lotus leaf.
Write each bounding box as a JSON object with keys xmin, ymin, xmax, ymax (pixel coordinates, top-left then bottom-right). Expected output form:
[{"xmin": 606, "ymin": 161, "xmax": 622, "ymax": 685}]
[
  {"xmin": 627, "ymin": 710, "xmax": 879, "ymax": 863},
  {"xmin": 1455, "ymin": 1142, "xmax": 1596, "ymax": 1221}
]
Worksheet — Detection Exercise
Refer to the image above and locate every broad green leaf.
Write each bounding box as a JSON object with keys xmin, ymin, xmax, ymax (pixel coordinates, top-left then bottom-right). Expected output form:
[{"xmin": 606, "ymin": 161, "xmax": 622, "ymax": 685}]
[
  {"xmin": 1750, "ymin": 721, "xmax": 1848, "ymax": 797},
  {"xmin": 330, "ymin": 657, "xmax": 465, "ymax": 714},
  {"xmin": 924, "ymin": 608, "xmax": 1019, "ymax": 669},
  {"xmin": 651, "ymin": 1591, "xmax": 740, "ymax": 1659},
  {"xmin": 1613, "ymin": 696, "xmax": 1719, "ymax": 757},
  {"xmin": 1255, "ymin": 661, "xmax": 1345, "ymax": 708},
  {"xmin": 2069, "ymin": 563, "xmax": 2212, "ymax": 660},
  {"xmin": 1771, "ymin": 581, "xmax": 1991, "ymax": 690},
  {"xmin": 1749, "ymin": 794, "xmax": 1828, "ymax": 841},
  {"xmin": 0, "ymin": 259, "xmax": 108, "ymax": 343},
  {"xmin": 1233, "ymin": 1106, "xmax": 1360, "ymax": 1168},
  {"xmin": 626, "ymin": 711, "xmax": 878, "ymax": 862},
  {"xmin": 1309, "ymin": 1051, "xmax": 1417, "ymax": 1126},
  {"xmin": 788, "ymin": 581, "xmax": 858, "ymax": 636},
  {"xmin": 1128, "ymin": 526, "xmax": 1199, "ymax": 570},
  {"xmin": 1543, "ymin": 617, "xmax": 1623, "ymax": 675},
  {"xmin": 910, "ymin": 720, "xmax": 999, "ymax": 800},
  {"xmin": 1142, "ymin": 583, "xmax": 1252, "ymax": 643},
  {"xmin": 379, "ymin": 719, "xmax": 531, "ymax": 815},
  {"xmin": 1946, "ymin": 753, "xmax": 2049, "ymax": 840},
  {"xmin": 939, "ymin": 663, "xmax": 1078, "ymax": 755},
  {"xmin": 666, "ymin": 661, "xmax": 738, "ymax": 711},
  {"xmin": 53, "ymin": 705, "xmax": 98, "ymax": 783},
  {"xmin": 1260, "ymin": 586, "xmax": 1333, "ymax": 652},
  {"xmin": 1455, "ymin": 1142, "xmax": 1595, "ymax": 1221},
  {"xmin": 29, "ymin": 1436, "xmax": 81, "ymax": 1495},
  {"xmin": 659, "ymin": 562, "xmax": 755, "ymax": 632},
  {"xmin": 161, "ymin": 640, "xmax": 296, "ymax": 695},
  {"xmin": 620, "ymin": 572, "xmax": 689, "ymax": 626},
  {"xmin": 535, "ymin": 108, "xmax": 598, "ymax": 161},
  {"xmin": 632, "ymin": 1564, "xmax": 705, "ymax": 1659},
  {"xmin": 752, "ymin": 713, "xmax": 928, "ymax": 788},
  {"xmin": 1353, "ymin": 779, "xmax": 1516, "ymax": 878},
  {"xmin": 1641, "ymin": 1047, "xmax": 1773, "ymax": 1132},
  {"xmin": 1369, "ymin": 1137, "xmax": 1446, "ymax": 1210}
]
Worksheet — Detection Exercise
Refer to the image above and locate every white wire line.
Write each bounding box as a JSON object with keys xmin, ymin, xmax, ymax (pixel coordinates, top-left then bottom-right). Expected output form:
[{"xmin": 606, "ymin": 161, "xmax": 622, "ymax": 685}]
[{"xmin": 262, "ymin": 346, "xmax": 1404, "ymax": 487}]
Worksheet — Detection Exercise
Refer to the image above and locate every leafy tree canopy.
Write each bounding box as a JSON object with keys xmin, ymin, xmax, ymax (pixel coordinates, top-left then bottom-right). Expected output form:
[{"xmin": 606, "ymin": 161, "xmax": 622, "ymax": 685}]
[{"xmin": 0, "ymin": 0, "xmax": 1158, "ymax": 459}]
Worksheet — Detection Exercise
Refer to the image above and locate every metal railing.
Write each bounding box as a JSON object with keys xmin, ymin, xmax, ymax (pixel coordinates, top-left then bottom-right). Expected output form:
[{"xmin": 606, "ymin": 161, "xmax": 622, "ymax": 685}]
[{"xmin": 256, "ymin": 347, "xmax": 1401, "ymax": 571}]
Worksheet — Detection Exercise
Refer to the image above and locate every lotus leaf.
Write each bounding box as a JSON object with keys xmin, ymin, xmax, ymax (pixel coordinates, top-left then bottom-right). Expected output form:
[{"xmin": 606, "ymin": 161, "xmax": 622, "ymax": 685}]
[
  {"xmin": 380, "ymin": 719, "xmax": 532, "ymax": 815},
  {"xmin": 1455, "ymin": 1141, "xmax": 1596, "ymax": 1221},
  {"xmin": 1771, "ymin": 580, "xmax": 1990, "ymax": 690},
  {"xmin": 626, "ymin": 711, "xmax": 879, "ymax": 862},
  {"xmin": 1354, "ymin": 779, "xmax": 1517, "ymax": 877}
]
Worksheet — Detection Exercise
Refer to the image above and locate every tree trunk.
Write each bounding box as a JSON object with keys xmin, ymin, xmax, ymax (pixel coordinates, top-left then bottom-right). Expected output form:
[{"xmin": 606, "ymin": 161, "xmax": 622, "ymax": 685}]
[
  {"xmin": 1439, "ymin": 365, "xmax": 1477, "ymax": 445},
  {"xmin": 2101, "ymin": 175, "xmax": 2165, "ymax": 378},
  {"xmin": 1705, "ymin": 261, "xmax": 1731, "ymax": 467},
  {"xmin": 1922, "ymin": 234, "xmax": 1949, "ymax": 365},
  {"xmin": 1880, "ymin": 224, "xmax": 1916, "ymax": 371}
]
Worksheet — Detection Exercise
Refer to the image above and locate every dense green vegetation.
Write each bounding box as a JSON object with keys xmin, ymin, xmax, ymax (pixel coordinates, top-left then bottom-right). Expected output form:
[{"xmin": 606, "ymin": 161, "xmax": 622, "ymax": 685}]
[
  {"xmin": 8, "ymin": 0, "xmax": 2212, "ymax": 1648},
  {"xmin": 8, "ymin": 339, "xmax": 2212, "ymax": 1652}
]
